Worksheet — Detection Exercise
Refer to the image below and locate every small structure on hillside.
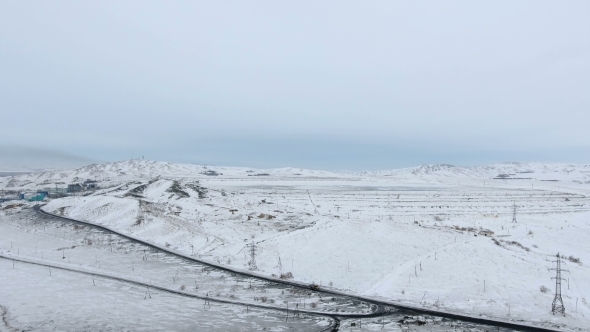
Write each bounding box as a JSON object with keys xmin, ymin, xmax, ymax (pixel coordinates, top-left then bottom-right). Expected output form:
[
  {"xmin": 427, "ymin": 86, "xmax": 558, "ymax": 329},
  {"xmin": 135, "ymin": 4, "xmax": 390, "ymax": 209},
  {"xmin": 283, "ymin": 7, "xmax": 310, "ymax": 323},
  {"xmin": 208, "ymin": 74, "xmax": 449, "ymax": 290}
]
[
  {"xmin": 67, "ymin": 184, "xmax": 83, "ymax": 193},
  {"xmin": 84, "ymin": 179, "xmax": 98, "ymax": 189},
  {"xmin": 67, "ymin": 180, "xmax": 99, "ymax": 193},
  {"xmin": 48, "ymin": 187, "xmax": 67, "ymax": 198},
  {"xmin": 17, "ymin": 192, "xmax": 47, "ymax": 201},
  {"xmin": 28, "ymin": 194, "xmax": 46, "ymax": 202}
]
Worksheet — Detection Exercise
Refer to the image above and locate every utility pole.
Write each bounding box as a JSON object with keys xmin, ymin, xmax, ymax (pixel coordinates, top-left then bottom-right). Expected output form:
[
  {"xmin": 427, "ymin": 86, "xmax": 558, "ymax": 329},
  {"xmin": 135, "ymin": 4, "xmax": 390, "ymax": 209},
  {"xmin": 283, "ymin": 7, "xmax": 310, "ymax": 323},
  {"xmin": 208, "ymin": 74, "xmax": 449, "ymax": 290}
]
[
  {"xmin": 247, "ymin": 241, "xmax": 258, "ymax": 271},
  {"xmin": 307, "ymin": 190, "xmax": 318, "ymax": 214},
  {"xmin": 550, "ymin": 253, "xmax": 568, "ymax": 316},
  {"xmin": 512, "ymin": 202, "xmax": 517, "ymax": 223}
]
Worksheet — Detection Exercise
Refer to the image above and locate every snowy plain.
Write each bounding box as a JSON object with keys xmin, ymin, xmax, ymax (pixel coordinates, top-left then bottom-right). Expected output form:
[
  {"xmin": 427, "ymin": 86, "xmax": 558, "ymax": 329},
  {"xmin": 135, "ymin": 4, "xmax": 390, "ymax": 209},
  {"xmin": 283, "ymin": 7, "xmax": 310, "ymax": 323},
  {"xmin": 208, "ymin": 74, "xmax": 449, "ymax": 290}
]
[{"xmin": 1, "ymin": 160, "xmax": 590, "ymax": 331}]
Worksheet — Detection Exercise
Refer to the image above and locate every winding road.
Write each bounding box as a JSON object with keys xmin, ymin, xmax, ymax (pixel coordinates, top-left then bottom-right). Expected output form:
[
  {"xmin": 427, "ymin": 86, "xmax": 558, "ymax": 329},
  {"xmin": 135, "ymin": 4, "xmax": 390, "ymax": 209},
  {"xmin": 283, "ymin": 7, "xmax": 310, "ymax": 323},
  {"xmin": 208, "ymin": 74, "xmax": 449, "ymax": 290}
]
[{"xmin": 28, "ymin": 205, "xmax": 559, "ymax": 331}]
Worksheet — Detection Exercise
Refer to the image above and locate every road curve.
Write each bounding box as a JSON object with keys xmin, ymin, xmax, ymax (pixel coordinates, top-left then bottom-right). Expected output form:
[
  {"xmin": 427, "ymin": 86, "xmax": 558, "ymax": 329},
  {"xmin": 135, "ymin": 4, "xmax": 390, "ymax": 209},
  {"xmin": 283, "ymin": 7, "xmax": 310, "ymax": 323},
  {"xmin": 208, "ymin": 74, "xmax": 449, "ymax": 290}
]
[
  {"xmin": 34, "ymin": 205, "xmax": 561, "ymax": 332},
  {"xmin": 1, "ymin": 253, "xmax": 339, "ymax": 332}
]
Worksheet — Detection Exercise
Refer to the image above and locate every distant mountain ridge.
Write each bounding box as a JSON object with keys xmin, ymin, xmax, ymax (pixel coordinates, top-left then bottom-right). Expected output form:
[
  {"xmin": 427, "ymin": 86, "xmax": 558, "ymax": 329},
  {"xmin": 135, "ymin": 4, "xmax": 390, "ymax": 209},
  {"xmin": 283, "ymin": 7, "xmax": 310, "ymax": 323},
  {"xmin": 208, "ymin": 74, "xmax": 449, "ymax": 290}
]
[
  {"xmin": 0, "ymin": 159, "xmax": 342, "ymax": 190},
  {"xmin": 1, "ymin": 160, "xmax": 589, "ymax": 190},
  {"xmin": 359, "ymin": 162, "xmax": 590, "ymax": 183}
]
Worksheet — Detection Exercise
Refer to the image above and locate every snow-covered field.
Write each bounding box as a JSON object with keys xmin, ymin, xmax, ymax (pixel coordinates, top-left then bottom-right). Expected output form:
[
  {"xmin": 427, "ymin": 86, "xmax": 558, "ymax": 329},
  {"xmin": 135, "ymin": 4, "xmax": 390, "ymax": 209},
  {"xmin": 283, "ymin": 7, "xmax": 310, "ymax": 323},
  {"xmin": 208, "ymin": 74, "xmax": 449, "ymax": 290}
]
[
  {"xmin": 0, "ymin": 258, "xmax": 326, "ymax": 331},
  {"xmin": 0, "ymin": 208, "xmax": 374, "ymax": 315},
  {"xmin": 2, "ymin": 160, "xmax": 590, "ymax": 330}
]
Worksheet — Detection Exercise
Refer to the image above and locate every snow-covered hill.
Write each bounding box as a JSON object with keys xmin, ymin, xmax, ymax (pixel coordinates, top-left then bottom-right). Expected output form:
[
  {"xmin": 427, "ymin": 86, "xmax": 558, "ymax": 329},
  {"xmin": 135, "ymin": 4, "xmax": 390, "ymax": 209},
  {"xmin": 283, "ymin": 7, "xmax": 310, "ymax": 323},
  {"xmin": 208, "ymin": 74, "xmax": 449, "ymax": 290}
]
[
  {"xmin": 2, "ymin": 160, "xmax": 590, "ymax": 330},
  {"xmin": 3, "ymin": 160, "xmax": 590, "ymax": 192},
  {"xmin": 0, "ymin": 159, "xmax": 345, "ymax": 191},
  {"xmin": 362, "ymin": 162, "xmax": 590, "ymax": 184}
]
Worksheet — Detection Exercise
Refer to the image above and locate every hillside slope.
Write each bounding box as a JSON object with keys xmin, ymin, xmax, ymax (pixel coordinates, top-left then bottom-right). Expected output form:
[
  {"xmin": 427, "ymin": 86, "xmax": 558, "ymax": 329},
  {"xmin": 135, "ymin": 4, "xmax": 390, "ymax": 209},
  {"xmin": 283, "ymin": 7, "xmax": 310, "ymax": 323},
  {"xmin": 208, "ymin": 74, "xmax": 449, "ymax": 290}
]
[{"xmin": 2, "ymin": 160, "xmax": 590, "ymax": 330}]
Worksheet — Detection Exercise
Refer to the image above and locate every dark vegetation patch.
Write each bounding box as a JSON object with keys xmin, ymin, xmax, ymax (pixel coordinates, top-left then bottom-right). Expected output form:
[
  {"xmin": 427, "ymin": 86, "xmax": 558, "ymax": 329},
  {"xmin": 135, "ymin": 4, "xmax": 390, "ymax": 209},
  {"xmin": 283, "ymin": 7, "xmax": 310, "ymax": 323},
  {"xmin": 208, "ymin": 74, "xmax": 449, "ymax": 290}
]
[
  {"xmin": 57, "ymin": 207, "xmax": 67, "ymax": 216},
  {"xmin": 271, "ymin": 272, "xmax": 294, "ymax": 279},
  {"xmin": 166, "ymin": 181, "xmax": 190, "ymax": 198},
  {"xmin": 186, "ymin": 183, "xmax": 208, "ymax": 199},
  {"xmin": 501, "ymin": 240, "xmax": 530, "ymax": 251},
  {"xmin": 398, "ymin": 316, "xmax": 427, "ymax": 326},
  {"xmin": 125, "ymin": 183, "xmax": 148, "ymax": 198},
  {"xmin": 566, "ymin": 255, "xmax": 581, "ymax": 264},
  {"xmin": 258, "ymin": 213, "xmax": 276, "ymax": 220},
  {"xmin": 452, "ymin": 225, "xmax": 477, "ymax": 232},
  {"xmin": 2, "ymin": 204, "xmax": 24, "ymax": 210}
]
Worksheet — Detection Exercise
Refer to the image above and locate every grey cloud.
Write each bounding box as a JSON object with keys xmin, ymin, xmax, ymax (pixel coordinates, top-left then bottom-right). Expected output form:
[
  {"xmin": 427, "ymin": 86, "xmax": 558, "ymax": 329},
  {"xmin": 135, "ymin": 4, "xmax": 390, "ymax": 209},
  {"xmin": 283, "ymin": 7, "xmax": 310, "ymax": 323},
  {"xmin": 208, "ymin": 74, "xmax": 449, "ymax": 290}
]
[
  {"xmin": 0, "ymin": 145, "xmax": 97, "ymax": 170},
  {"xmin": 0, "ymin": 1, "xmax": 588, "ymax": 170}
]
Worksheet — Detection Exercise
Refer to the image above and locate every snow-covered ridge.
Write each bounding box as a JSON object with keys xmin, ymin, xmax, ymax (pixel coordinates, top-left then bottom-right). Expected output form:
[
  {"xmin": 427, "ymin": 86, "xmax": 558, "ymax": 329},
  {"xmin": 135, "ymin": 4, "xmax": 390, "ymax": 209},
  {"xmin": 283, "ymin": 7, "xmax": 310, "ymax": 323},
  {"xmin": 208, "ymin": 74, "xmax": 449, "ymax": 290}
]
[
  {"xmin": 2, "ymin": 159, "xmax": 590, "ymax": 191},
  {"xmin": 0, "ymin": 159, "xmax": 344, "ymax": 190},
  {"xmin": 360, "ymin": 162, "xmax": 590, "ymax": 183}
]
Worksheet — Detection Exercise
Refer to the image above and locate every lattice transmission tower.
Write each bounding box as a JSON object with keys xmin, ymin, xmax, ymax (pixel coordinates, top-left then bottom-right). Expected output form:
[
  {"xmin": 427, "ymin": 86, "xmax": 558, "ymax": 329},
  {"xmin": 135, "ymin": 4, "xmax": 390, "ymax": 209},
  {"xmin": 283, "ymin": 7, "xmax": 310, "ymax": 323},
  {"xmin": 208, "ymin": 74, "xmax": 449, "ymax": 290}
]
[
  {"xmin": 550, "ymin": 253, "xmax": 568, "ymax": 316},
  {"xmin": 512, "ymin": 201, "xmax": 517, "ymax": 223},
  {"xmin": 247, "ymin": 241, "xmax": 258, "ymax": 271}
]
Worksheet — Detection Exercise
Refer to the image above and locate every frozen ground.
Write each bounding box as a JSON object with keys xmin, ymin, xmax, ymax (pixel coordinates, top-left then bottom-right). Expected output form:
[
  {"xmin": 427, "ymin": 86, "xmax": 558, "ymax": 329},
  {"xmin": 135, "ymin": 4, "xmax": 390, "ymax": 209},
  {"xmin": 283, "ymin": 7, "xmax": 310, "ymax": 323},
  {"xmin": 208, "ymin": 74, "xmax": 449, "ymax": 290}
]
[
  {"xmin": 0, "ymin": 206, "xmax": 507, "ymax": 332},
  {"xmin": 0, "ymin": 208, "xmax": 375, "ymax": 315},
  {"xmin": 2, "ymin": 160, "xmax": 590, "ymax": 331},
  {"xmin": 0, "ymin": 257, "xmax": 328, "ymax": 331}
]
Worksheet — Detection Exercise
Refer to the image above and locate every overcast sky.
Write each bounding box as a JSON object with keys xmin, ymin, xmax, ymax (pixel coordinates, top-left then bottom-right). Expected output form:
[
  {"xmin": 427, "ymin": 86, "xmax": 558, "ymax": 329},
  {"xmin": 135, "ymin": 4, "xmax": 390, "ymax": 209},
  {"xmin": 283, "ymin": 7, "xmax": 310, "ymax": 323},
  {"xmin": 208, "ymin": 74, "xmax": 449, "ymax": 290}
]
[{"xmin": 1, "ymin": 1, "xmax": 589, "ymax": 170}]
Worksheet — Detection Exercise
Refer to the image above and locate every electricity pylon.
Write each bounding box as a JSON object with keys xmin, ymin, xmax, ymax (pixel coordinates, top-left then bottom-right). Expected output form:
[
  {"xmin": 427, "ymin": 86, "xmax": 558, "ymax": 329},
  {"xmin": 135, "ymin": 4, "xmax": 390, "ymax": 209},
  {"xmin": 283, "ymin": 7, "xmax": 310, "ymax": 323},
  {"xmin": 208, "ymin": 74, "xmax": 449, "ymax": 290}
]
[
  {"xmin": 550, "ymin": 253, "xmax": 568, "ymax": 316},
  {"xmin": 512, "ymin": 202, "xmax": 517, "ymax": 223},
  {"xmin": 307, "ymin": 190, "xmax": 318, "ymax": 214},
  {"xmin": 247, "ymin": 241, "xmax": 258, "ymax": 271},
  {"xmin": 278, "ymin": 256, "xmax": 282, "ymax": 276}
]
